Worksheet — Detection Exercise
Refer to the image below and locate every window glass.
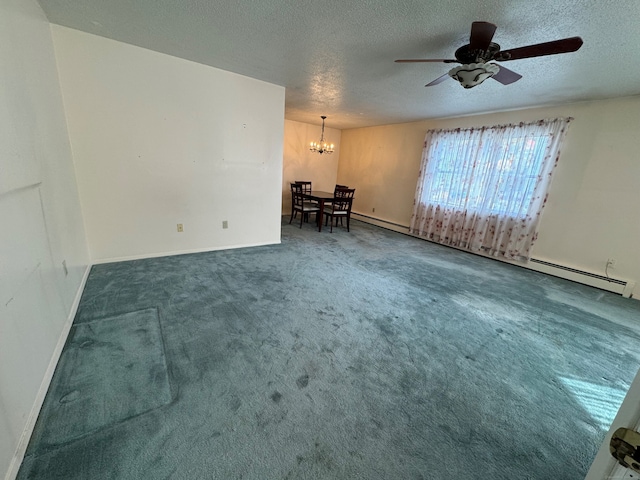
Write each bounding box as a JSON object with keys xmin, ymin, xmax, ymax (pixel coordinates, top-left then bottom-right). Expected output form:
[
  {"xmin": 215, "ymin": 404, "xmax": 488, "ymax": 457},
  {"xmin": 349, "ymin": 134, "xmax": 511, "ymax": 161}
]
[{"xmin": 423, "ymin": 132, "xmax": 551, "ymax": 217}]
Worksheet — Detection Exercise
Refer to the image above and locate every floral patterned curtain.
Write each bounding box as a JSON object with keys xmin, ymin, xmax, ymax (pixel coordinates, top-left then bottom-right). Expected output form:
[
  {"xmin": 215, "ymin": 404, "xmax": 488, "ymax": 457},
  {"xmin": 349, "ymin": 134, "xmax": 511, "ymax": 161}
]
[{"xmin": 409, "ymin": 118, "xmax": 572, "ymax": 260}]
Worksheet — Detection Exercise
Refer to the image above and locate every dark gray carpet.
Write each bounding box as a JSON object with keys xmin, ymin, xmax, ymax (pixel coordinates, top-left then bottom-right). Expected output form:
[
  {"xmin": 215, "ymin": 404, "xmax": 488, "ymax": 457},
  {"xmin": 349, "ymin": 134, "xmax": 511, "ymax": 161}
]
[{"xmin": 19, "ymin": 218, "xmax": 640, "ymax": 479}]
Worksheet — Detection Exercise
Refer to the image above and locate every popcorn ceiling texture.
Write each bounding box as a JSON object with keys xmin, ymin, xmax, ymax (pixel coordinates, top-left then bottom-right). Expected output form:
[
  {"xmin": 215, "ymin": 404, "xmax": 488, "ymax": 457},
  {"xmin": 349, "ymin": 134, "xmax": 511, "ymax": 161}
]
[
  {"xmin": 19, "ymin": 218, "xmax": 640, "ymax": 479},
  {"xmin": 37, "ymin": 0, "xmax": 640, "ymax": 129}
]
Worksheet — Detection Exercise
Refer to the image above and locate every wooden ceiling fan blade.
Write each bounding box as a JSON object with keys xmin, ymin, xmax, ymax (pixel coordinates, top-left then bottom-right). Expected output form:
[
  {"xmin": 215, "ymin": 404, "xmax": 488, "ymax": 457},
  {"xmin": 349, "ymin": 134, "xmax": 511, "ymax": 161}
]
[
  {"xmin": 497, "ymin": 36, "xmax": 583, "ymax": 61},
  {"xmin": 425, "ymin": 73, "xmax": 450, "ymax": 87},
  {"xmin": 469, "ymin": 21, "xmax": 497, "ymax": 51},
  {"xmin": 491, "ymin": 65, "xmax": 522, "ymax": 85},
  {"xmin": 395, "ymin": 59, "xmax": 458, "ymax": 63}
]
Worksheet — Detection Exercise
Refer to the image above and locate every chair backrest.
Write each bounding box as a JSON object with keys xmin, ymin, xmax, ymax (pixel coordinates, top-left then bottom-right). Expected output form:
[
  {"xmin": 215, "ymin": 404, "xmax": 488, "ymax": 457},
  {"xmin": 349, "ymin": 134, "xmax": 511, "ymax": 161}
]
[
  {"xmin": 291, "ymin": 182, "xmax": 305, "ymax": 208},
  {"xmin": 295, "ymin": 181, "xmax": 312, "ymax": 194},
  {"xmin": 332, "ymin": 188, "xmax": 355, "ymax": 213},
  {"xmin": 334, "ymin": 184, "xmax": 348, "ymax": 195}
]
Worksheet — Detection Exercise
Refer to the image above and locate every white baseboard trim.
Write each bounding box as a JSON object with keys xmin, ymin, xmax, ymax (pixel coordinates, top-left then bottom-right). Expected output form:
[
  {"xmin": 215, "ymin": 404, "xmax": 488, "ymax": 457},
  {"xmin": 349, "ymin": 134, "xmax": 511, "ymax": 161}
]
[
  {"xmin": 92, "ymin": 240, "xmax": 281, "ymax": 265},
  {"xmin": 5, "ymin": 264, "xmax": 91, "ymax": 480}
]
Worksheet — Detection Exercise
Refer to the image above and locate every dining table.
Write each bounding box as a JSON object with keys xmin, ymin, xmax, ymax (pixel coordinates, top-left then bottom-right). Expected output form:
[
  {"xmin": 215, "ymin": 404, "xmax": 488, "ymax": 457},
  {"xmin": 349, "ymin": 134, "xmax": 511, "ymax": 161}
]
[{"xmin": 301, "ymin": 190, "xmax": 335, "ymax": 232}]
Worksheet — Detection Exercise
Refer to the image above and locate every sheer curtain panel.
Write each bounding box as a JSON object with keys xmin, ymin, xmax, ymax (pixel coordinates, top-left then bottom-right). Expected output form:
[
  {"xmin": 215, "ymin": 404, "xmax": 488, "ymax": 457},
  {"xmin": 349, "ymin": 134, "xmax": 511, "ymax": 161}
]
[{"xmin": 410, "ymin": 118, "xmax": 572, "ymax": 260}]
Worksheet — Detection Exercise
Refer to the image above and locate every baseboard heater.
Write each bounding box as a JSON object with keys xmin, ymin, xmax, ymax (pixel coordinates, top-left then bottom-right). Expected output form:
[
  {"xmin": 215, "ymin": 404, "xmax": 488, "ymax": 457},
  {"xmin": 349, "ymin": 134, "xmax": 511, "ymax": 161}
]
[
  {"xmin": 351, "ymin": 212, "xmax": 409, "ymax": 231},
  {"xmin": 529, "ymin": 258, "xmax": 634, "ymax": 298},
  {"xmin": 529, "ymin": 258, "xmax": 626, "ymax": 285},
  {"xmin": 352, "ymin": 213, "xmax": 634, "ymax": 298}
]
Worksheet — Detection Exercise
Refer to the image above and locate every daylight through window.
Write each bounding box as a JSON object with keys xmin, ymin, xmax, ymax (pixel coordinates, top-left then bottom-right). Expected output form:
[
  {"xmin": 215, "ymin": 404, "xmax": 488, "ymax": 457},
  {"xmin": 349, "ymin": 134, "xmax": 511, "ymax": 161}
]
[
  {"xmin": 428, "ymin": 133, "xmax": 550, "ymax": 217},
  {"xmin": 410, "ymin": 118, "xmax": 572, "ymax": 259}
]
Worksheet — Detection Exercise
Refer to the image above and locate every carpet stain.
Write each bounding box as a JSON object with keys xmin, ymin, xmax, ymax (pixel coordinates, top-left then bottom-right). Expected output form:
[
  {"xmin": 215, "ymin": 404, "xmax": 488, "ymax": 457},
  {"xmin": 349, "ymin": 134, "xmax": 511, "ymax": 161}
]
[
  {"xmin": 255, "ymin": 407, "xmax": 287, "ymax": 429},
  {"xmin": 311, "ymin": 441, "xmax": 335, "ymax": 470},
  {"xmin": 378, "ymin": 322, "xmax": 395, "ymax": 337},
  {"xmin": 296, "ymin": 374, "xmax": 309, "ymax": 389},
  {"xmin": 271, "ymin": 391, "xmax": 282, "ymax": 403}
]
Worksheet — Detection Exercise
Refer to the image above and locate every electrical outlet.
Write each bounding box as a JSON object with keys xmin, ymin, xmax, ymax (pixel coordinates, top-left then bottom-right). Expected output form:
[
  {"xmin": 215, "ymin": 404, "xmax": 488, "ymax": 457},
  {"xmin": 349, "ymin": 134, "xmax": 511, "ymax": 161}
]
[
  {"xmin": 177, "ymin": 223, "xmax": 183, "ymax": 232},
  {"xmin": 222, "ymin": 220, "xmax": 228, "ymax": 229},
  {"xmin": 607, "ymin": 258, "xmax": 616, "ymax": 268},
  {"xmin": 372, "ymin": 207, "xmax": 376, "ymax": 213}
]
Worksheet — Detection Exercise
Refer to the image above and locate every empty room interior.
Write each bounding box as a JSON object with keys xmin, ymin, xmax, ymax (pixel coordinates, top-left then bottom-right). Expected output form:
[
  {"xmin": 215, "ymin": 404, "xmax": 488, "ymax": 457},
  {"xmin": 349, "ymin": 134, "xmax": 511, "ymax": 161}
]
[{"xmin": 2, "ymin": 0, "xmax": 640, "ymax": 479}]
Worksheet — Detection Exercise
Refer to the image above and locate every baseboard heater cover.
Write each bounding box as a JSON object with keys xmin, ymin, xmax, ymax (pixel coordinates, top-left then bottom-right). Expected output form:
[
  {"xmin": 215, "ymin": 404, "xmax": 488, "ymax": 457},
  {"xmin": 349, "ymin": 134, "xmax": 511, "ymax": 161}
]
[
  {"xmin": 529, "ymin": 258, "xmax": 626, "ymax": 285},
  {"xmin": 351, "ymin": 212, "xmax": 409, "ymax": 230},
  {"xmin": 529, "ymin": 258, "xmax": 635, "ymax": 298}
]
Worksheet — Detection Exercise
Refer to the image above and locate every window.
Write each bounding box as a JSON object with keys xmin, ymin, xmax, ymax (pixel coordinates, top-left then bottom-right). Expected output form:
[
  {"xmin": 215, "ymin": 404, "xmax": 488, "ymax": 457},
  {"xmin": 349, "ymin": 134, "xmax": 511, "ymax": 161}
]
[
  {"xmin": 426, "ymin": 131, "xmax": 552, "ymax": 217},
  {"xmin": 410, "ymin": 118, "xmax": 571, "ymax": 259}
]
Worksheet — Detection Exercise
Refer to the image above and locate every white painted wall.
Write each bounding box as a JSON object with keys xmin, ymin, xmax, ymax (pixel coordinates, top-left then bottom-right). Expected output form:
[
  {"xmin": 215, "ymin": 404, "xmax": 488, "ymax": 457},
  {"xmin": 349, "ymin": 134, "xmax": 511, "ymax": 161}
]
[
  {"xmin": 282, "ymin": 119, "xmax": 341, "ymax": 216},
  {"xmin": 338, "ymin": 97, "xmax": 640, "ymax": 298},
  {"xmin": 0, "ymin": 0, "xmax": 89, "ymax": 478},
  {"xmin": 51, "ymin": 26, "xmax": 285, "ymax": 262}
]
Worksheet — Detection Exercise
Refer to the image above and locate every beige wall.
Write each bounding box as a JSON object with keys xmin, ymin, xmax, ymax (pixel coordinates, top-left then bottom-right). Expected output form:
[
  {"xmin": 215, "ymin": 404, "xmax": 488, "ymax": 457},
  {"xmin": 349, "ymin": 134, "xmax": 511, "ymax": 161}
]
[
  {"xmin": 0, "ymin": 0, "xmax": 89, "ymax": 477},
  {"xmin": 282, "ymin": 119, "xmax": 341, "ymax": 215},
  {"xmin": 339, "ymin": 97, "xmax": 640, "ymax": 298},
  {"xmin": 338, "ymin": 121, "xmax": 428, "ymax": 225},
  {"xmin": 53, "ymin": 26, "xmax": 285, "ymax": 262}
]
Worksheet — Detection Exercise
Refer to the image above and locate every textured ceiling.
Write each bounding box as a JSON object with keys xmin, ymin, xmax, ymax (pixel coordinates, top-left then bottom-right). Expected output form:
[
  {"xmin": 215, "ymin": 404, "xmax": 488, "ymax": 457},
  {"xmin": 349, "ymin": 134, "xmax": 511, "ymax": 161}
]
[{"xmin": 37, "ymin": 0, "xmax": 640, "ymax": 130}]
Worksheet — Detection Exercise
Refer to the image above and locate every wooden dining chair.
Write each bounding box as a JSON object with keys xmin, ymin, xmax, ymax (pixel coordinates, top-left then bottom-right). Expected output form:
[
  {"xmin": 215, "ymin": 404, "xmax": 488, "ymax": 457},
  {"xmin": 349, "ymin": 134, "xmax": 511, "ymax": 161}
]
[
  {"xmin": 333, "ymin": 185, "xmax": 349, "ymax": 226},
  {"xmin": 295, "ymin": 181, "xmax": 312, "ymax": 194},
  {"xmin": 323, "ymin": 188, "xmax": 355, "ymax": 232},
  {"xmin": 294, "ymin": 180, "xmax": 316, "ymax": 222},
  {"xmin": 289, "ymin": 183, "xmax": 320, "ymax": 229}
]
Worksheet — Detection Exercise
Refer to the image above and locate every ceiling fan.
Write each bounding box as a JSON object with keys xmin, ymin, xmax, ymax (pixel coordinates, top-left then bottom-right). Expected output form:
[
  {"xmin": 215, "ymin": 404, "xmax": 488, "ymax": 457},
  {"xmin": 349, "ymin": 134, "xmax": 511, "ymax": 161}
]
[{"xmin": 395, "ymin": 21, "xmax": 583, "ymax": 89}]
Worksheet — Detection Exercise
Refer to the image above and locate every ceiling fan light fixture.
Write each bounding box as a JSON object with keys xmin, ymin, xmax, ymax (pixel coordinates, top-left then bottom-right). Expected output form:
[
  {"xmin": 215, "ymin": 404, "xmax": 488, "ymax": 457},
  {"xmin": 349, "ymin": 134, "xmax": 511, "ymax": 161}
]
[
  {"xmin": 310, "ymin": 115, "xmax": 334, "ymax": 154},
  {"xmin": 448, "ymin": 62, "xmax": 500, "ymax": 88}
]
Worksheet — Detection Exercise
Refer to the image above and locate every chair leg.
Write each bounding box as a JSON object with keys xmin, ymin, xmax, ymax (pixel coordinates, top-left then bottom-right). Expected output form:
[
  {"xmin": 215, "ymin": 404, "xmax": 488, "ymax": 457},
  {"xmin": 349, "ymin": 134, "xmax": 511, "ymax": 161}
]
[
  {"xmin": 289, "ymin": 210, "xmax": 294, "ymax": 224},
  {"xmin": 300, "ymin": 210, "xmax": 304, "ymax": 228},
  {"xmin": 346, "ymin": 214, "xmax": 350, "ymax": 232}
]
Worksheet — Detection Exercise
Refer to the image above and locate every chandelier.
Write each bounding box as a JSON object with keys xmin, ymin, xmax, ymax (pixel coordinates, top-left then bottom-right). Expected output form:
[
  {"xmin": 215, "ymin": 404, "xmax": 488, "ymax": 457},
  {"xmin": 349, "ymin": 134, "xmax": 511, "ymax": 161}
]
[{"xmin": 309, "ymin": 116, "xmax": 334, "ymax": 154}]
